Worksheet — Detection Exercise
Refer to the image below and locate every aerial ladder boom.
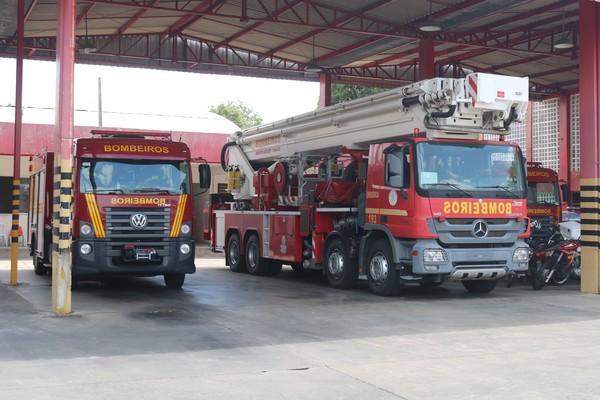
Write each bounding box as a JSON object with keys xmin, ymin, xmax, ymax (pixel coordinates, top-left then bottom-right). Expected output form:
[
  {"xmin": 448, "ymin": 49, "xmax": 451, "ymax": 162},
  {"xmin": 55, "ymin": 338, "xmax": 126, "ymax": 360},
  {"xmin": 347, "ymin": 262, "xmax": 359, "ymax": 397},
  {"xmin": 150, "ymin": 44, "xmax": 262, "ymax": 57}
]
[{"xmin": 223, "ymin": 73, "xmax": 529, "ymax": 200}]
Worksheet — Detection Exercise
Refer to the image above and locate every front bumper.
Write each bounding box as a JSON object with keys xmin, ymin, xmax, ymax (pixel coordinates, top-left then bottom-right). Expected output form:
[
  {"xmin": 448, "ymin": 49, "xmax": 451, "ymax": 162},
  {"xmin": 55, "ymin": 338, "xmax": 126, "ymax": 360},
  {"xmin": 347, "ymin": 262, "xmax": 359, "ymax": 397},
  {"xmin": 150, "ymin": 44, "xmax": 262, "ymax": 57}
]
[
  {"xmin": 411, "ymin": 239, "xmax": 529, "ymax": 280},
  {"xmin": 72, "ymin": 239, "xmax": 196, "ymax": 277}
]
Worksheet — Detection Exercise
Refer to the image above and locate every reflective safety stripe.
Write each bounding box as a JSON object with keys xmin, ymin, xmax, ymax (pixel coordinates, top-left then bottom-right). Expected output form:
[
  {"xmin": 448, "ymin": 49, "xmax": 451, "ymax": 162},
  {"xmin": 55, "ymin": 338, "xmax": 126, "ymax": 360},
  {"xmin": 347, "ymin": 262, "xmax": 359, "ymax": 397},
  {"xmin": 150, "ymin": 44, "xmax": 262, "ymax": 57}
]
[
  {"xmin": 85, "ymin": 193, "xmax": 105, "ymax": 238},
  {"xmin": 365, "ymin": 208, "xmax": 408, "ymax": 216},
  {"xmin": 170, "ymin": 194, "xmax": 187, "ymax": 237}
]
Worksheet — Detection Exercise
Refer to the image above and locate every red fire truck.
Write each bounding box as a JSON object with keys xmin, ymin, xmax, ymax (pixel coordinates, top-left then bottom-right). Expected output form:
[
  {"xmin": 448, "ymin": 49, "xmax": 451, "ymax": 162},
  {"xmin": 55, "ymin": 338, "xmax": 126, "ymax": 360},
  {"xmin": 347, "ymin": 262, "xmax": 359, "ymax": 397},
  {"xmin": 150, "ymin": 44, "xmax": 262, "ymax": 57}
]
[
  {"xmin": 28, "ymin": 130, "xmax": 210, "ymax": 288},
  {"xmin": 527, "ymin": 162, "xmax": 568, "ymax": 240},
  {"xmin": 209, "ymin": 73, "xmax": 531, "ymax": 295}
]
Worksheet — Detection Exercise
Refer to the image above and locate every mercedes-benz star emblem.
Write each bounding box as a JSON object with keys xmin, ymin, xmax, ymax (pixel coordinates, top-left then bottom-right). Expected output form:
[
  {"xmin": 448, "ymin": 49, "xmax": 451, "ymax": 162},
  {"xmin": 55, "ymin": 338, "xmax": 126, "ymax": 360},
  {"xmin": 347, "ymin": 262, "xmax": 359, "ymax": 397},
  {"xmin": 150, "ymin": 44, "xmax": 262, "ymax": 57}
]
[
  {"xmin": 130, "ymin": 213, "xmax": 148, "ymax": 229},
  {"xmin": 472, "ymin": 220, "xmax": 488, "ymax": 238}
]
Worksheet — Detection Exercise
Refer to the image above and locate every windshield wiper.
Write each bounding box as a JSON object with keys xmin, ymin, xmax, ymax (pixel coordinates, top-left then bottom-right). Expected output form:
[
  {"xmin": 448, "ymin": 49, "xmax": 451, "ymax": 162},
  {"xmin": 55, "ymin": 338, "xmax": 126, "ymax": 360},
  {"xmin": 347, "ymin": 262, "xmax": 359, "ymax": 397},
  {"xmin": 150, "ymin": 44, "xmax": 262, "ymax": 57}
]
[
  {"xmin": 479, "ymin": 185, "xmax": 519, "ymax": 198},
  {"xmin": 132, "ymin": 187, "xmax": 174, "ymax": 195},
  {"xmin": 426, "ymin": 183, "xmax": 472, "ymax": 197},
  {"xmin": 92, "ymin": 188, "xmax": 124, "ymax": 194}
]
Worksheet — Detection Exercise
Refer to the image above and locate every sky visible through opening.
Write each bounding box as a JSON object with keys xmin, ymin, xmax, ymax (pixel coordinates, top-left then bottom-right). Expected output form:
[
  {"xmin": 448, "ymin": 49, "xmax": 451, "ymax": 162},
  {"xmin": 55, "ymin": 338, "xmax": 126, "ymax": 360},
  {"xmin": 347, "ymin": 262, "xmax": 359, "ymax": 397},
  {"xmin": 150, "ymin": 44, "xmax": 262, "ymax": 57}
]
[{"xmin": 0, "ymin": 58, "xmax": 320, "ymax": 126}]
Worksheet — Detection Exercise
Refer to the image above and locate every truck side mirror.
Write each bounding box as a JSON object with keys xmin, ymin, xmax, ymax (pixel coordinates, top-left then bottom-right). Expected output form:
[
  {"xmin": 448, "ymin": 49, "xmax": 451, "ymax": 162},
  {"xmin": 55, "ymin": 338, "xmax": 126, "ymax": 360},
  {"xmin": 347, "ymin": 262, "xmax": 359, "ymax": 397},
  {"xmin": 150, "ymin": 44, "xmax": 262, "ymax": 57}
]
[
  {"xmin": 198, "ymin": 164, "xmax": 211, "ymax": 190},
  {"xmin": 385, "ymin": 145, "xmax": 409, "ymax": 188},
  {"xmin": 560, "ymin": 183, "xmax": 569, "ymax": 203}
]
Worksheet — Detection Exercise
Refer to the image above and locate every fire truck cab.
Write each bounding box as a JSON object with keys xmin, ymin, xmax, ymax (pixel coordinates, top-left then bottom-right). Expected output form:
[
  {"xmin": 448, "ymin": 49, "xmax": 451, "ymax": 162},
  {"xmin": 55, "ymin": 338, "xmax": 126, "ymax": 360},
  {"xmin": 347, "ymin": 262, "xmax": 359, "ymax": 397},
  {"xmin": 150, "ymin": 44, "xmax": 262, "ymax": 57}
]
[
  {"xmin": 28, "ymin": 130, "xmax": 206, "ymax": 288},
  {"xmin": 526, "ymin": 162, "xmax": 568, "ymax": 240}
]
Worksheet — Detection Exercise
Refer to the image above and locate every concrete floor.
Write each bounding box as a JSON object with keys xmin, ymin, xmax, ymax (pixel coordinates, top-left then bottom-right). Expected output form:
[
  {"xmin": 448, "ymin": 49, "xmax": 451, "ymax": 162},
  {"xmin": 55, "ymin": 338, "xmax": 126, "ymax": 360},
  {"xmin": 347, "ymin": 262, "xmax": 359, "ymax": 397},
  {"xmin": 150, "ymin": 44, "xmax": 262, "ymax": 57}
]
[{"xmin": 0, "ymin": 253, "xmax": 599, "ymax": 399}]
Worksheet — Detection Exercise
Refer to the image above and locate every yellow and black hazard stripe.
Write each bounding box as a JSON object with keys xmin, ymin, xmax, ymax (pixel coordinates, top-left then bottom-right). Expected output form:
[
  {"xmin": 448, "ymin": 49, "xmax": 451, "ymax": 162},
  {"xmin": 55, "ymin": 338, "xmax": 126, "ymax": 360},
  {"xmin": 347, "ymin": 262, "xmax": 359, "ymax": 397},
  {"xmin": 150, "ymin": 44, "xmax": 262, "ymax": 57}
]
[
  {"xmin": 580, "ymin": 179, "xmax": 600, "ymax": 248},
  {"xmin": 10, "ymin": 179, "xmax": 21, "ymax": 245},
  {"xmin": 578, "ymin": 178, "xmax": 600, "ymax": 294},
  {"xmin": 84, "ymin": 193, "xmax": 105, "ymax": 238},
  {"xmin": 170, "ymin": 194, "xmax": 188, "ymax": 237},
  {"xmin": 51, "ymin": 159, "xmax": 74, "ymax": 253}
]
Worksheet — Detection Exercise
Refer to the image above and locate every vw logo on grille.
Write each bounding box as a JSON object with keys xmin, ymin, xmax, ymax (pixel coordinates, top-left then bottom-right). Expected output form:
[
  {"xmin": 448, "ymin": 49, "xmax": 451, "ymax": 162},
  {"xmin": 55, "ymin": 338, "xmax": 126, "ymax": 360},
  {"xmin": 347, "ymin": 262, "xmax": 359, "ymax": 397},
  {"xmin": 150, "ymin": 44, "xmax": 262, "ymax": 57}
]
[
  {"xmin": 130, "ymin": 213, "xmax": 148, "ymax": 229},
  {"xmin": 472, "ymin": 220, "xmax": 488, "ymax": 238}
]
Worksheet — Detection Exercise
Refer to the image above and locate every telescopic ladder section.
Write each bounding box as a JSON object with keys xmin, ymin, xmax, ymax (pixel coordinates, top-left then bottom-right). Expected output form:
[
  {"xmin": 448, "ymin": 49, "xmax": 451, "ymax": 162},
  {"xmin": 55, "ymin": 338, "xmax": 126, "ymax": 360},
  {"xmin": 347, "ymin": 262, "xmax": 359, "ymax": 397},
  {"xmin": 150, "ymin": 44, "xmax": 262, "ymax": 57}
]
[{"xmin": 230, "ymin": 73, "xmax": 528, "ymax": 164}]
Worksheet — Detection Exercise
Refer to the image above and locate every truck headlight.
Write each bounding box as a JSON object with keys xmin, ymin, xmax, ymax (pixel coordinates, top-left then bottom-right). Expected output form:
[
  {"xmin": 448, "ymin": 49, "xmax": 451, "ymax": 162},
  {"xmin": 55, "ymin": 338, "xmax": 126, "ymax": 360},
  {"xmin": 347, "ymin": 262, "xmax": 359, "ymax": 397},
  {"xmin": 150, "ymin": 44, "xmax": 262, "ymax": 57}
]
[
  {"xmin": 80, "ymin": 243, "xmax": 92, "ymax": 255},
  {"xmin": 180, "ymin": 243, "xmax": 191, "ymax": 255},
  {"xmin": 513, "ymin": 247, "xmax": 529, "ymax": 262},
  {"xmin": 423, "ymin": 249, "xmax": 448, "ymax": 264},
  {"xmin": 181, "ymin": 223, "xmax": 191, "ymax": 235},
  {"xmin": 80, "ymin": 223, "xmax": 92, "ymax": 236}
]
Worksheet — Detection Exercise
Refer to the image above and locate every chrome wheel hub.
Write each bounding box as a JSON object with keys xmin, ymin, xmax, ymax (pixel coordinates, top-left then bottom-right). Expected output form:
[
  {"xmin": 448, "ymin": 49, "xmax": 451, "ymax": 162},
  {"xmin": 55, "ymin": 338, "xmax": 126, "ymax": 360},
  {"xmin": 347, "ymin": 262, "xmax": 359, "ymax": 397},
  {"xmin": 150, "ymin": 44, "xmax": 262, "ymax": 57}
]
[
  {"xmin": 229, "ymin": 241, "xmax": 239, "ymax": 265},
  {"xmin": 369, "ymin": 253, "xmax": 389, "ymax": 283},
  {"xmin": 248, "ymin": 243, "xmax": 257, "ymax": 267},
  {"xmin": 328, "ymin": 250, "xmax": 344, "ymax": 278}
]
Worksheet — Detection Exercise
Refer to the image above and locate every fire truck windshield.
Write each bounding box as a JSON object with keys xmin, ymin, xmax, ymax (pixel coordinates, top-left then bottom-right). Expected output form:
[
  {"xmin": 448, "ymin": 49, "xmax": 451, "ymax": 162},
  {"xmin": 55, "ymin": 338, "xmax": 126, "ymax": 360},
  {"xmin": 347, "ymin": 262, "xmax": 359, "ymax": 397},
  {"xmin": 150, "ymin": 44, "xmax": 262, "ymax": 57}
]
[
  {"xmin": 527, "ymin": 181, "xmax": 560, "ymax": 205},
  {"xmin": 79, "ymin": 159, "xmax": 190, "ymax": 195},
  {"xmin": 415, "ymin": 142, "xmax": 525, "ymax": 198}
]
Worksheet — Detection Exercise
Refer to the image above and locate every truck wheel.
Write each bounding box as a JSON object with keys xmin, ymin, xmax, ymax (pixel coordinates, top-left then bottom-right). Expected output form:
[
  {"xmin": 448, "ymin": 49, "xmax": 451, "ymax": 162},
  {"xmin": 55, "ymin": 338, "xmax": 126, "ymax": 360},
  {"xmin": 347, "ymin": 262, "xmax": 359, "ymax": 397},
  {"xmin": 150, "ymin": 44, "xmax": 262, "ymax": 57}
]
[
  {"xmin": 531, "ymin": 260, "xmax": 547, "ymax": 290},
  {"xmin": 226, "ymin": 232, "xmax": 246, "ymax": 273},
  {"xmin": 34, "ymin": 257, "xmax": 47, "ymax": 276},
  {"xmin": 366, "ymin": 239, "xmax": 401, "ymax": 296},
  {"xmin": 462, "ymin": 280, "xmax": 497, "ymax": 294},
  {"xmin": 325, "ymin": 237, "xmax": 358, "ymax": 289},
  {"xmin": 32, "ymin": 237, "xmax": 49, "ymax": 276},
  {"xmin": 164, "ymin": 273, "xmax": 185, "ymax": 289},
  {"xmin": 245, "ymin": 234, "xmax": 269, "ymax": 276}
]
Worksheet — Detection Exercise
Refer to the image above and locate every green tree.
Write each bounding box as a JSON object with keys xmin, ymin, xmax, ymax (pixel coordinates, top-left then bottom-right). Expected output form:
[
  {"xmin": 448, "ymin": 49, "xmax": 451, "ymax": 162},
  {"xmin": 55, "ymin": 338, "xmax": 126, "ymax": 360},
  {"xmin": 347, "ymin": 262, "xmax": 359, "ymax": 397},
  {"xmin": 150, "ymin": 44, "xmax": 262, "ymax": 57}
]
[
  {"xmin": 331, "ymin": 84, "xmax": 385, "ymax": 105},
  {"xmin": 209, "ymin": 101, "xmax": 263, "ymax": 129}
]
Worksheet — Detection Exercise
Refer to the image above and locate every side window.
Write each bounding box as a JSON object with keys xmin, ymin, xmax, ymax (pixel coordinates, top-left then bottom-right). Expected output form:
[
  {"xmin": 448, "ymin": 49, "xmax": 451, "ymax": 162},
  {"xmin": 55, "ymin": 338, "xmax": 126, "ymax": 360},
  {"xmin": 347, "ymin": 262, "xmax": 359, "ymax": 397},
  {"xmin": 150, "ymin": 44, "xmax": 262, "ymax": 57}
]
[{"xmin": 385, "ymin": 146, "xmax": 410, "ymax": 188}]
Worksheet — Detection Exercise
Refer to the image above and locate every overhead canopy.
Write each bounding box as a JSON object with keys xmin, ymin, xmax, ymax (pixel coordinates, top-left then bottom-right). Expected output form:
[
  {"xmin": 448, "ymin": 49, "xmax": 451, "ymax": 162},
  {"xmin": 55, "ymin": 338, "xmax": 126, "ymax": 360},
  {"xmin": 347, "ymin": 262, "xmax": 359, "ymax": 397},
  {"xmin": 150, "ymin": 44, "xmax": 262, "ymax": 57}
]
[{"xmin": 0, "ymin": 0, "xmax": 579, "ymax": 95}]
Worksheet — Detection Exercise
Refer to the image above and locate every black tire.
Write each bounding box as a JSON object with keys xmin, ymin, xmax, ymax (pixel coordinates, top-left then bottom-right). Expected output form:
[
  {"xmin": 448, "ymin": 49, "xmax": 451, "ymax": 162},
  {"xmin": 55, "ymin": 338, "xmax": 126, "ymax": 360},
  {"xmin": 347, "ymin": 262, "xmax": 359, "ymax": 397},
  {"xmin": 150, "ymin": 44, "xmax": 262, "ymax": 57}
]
[
  {"xmin": 551, "ymin": 260, "xmax": 571, "ymax": 285},
  {"xmin": 366, "ymin": 238, "xmax": 401, "ymax": 296},
  {"xmin": 531, "ymin": 260, "xmax": 547, "ymax": 290},
  {"xmin": 245, "ymin": 234, "xmax": 270, "ymax": 276},
  {"xmin": 462, "ymin": 280, "xmax": 497, "ymax": 294},
  {"xmin": 34, "ymin": 257, "xmax": 47, "ymax": 276},
  {"xmin": 164, "ymin": 273, "xmax": 185, "ymax": 289},
  {"xmin": 324, "ymin": 237, "xmax": 358, "ymax": 289},
  {"xmin": 226, "ymin": 232, "xmax": 246, "ymax": 273},
  {"xmin": 33, "ymin": 238, "xmax": 50, "ymax": 276}
]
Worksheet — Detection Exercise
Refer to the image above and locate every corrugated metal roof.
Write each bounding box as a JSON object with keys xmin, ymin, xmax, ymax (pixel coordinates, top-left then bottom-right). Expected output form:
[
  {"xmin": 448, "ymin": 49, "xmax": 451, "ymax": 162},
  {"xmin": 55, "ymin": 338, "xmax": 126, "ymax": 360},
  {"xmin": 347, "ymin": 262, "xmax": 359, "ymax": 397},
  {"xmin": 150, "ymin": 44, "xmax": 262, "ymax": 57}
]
[{"xmin": 0, "ymin": 0, "xmax": 581, "ymax": 93}]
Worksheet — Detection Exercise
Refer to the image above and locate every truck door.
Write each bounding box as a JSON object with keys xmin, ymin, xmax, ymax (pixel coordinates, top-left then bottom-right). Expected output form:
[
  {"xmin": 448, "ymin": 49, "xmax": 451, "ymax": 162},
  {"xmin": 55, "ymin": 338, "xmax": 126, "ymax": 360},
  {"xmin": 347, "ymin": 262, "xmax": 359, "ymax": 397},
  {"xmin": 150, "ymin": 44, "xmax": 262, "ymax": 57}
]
[
  {"xmin": 366, "ymin": 143, "xmax": 413, "ymax": 235},
  {"xmin": 382, "ymin": 144, "xmax": 413, "ymax": 233}
]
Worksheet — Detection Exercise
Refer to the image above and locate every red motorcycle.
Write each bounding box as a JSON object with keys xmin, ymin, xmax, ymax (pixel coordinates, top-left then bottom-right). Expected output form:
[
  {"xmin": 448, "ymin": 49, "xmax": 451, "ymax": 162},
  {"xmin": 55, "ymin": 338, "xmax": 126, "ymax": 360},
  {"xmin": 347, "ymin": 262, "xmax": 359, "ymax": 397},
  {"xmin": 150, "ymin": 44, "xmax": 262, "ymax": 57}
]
[{"xmin": 531, "ymin": 221, "xmax": 581, "ymax": 290}]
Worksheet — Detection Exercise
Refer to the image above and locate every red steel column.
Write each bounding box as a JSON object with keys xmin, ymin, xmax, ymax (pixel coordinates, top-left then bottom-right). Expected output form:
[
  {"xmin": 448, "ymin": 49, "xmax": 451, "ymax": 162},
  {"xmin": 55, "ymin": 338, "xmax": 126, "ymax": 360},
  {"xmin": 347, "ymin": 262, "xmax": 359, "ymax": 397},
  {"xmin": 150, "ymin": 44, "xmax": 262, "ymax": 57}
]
[
  {"xmin": 579, "ymin": 0, "xmax": 600, "ymax": 294},
  {"xmin": 419, "ymin": 39, "xmax": 435, "ymax": 80},
  {"xmin": 52, "ymin": 0, "xmax": 76, "ymax": 314},
  {"xmin": 558, "ymin": 95, "xmax": 570, "ymax": 183},
  {"xmin": 9, "ymin": 0, "xmax": 25, "ymax": 286},
  {"xmin": 318, "ymin": 72, "xmax": 331, "ymax": 108}
]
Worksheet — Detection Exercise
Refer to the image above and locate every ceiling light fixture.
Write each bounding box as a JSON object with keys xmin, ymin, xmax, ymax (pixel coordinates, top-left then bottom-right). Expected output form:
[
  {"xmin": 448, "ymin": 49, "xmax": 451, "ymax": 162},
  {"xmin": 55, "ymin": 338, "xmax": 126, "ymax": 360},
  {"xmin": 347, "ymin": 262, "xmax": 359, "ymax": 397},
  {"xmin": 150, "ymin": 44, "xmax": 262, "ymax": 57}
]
[
  {"xmin": 553, "ymin": 7, "xmax": 574, "ymax": 50},
  {"xmin": 80, "ymin": 11, "xmax": 97, "ymax": 54},
  {"xmin": 420, "ymin": 0, "xmax": 441, "ymax": 32},
  {"xmin": 304, "ymin": 36, "xmax": 323, "ymax": 73}
]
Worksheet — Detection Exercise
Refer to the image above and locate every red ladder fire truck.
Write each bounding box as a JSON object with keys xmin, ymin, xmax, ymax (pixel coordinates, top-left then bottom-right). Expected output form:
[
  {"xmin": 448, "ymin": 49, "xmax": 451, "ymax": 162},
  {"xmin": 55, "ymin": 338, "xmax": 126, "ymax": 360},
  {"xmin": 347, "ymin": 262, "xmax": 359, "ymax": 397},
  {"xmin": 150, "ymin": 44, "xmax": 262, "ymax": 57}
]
[
  {"xmin": 209, "ymin": 73, "xmax": 531, "ymax": 295},
  {"xmin": 28, "ymin": 130, "xmax": 210, "ymax": 288}
]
